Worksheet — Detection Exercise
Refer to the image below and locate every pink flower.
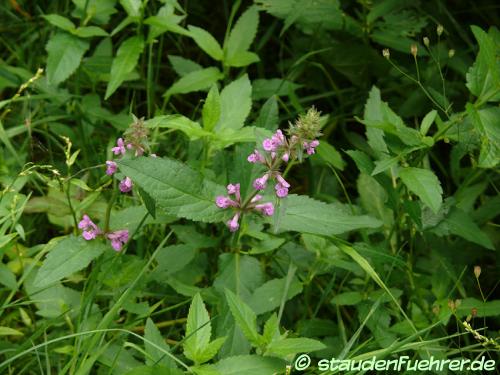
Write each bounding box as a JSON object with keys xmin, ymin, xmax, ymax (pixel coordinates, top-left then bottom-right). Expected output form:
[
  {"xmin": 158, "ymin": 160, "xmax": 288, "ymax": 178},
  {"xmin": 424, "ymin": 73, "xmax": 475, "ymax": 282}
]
[
  {"xmin": 216, "ymin": 196, "xmax": 237, "ymax": 208},
  {"xmin": 247, "ymin": 150, "xmax": 264, "ymax": 163},
  {"xmin": 251, "ymin": 194, "xmax": 262, "ymax": 203},
  {"xmin": 226, "ymin": 213, "xmax": 240, "ymax": 232},
  {"xmin": 304, "ymin": 140, "xmax": 319, "ymax": 155},
  {"xmin": 119, "ymin": 177, "xmax": 133, "ymax": 193},
  {"xmin": 105, "ymin": 160, "xmax": 117, "ymax": 175},
  {"xmin": 275, "ymin": 182, "xmax": 289, "ymax": 198},
  {"xmin": 253, "ymin": 173, "xmax": 269, "ymax": 190},
  {"xmin": 78, "ymin": 215, "xmax": 100, "ymax": 240},
  {"xmin": 112, "ymin": 138, "xmax": 127, "ymax": 155},
  {"xmin": 271, "ymin": 129, "xmax": 285, "ymax": 147},
  {"xmin": 276, "ymin": 174, "xmax": 290, "ymax": 188},
  {"xmin": 255, "ymin": 202, "xmax": 274, "ymax": 216},
  {"xmin": 227, "ymin": 183, "xmax": 241, "ymax": 201},
  {"xmin": 262, "ymin": 138, "xmax": 275, "ymax": 152},
  {"xmin": 282, "ymin": 152, "xmax": 290, "ymax": 162},
  {"xmin": 106, "ymin": 230, "xmax": 129, "ymax": 251}
]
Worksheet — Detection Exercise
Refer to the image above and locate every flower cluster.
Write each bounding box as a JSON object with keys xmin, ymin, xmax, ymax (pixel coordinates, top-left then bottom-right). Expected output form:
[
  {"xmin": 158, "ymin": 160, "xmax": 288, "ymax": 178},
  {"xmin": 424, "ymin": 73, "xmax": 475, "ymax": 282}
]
[
  {"xmin": 215, "ymin": 107, "xmax": 322, "ymax": 232},
  {"xmin": 215, "ymin": 184, "xmax": 274, "ymax": 232},
  {"xmin": 105, "ymin": 115, "xmax": 154, "ymax": 193},
  {"xmin": 78, "ymin": 215, "xmax": 129, "ymax": 251}
]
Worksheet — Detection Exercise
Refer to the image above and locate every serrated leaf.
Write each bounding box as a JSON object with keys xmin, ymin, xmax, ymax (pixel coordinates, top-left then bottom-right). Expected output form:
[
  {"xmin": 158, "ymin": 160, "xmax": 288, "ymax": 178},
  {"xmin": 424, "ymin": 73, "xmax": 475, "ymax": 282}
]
[
  {"xmin": 466, "ymin": 104, "xmax": 500, "ymax": 168},
  {"xmin": 316, "ymin": 141, "xmax": 345, "ymax": 170},
  {"xmin": 399, "ymin": 167, "xmax": 443, "ymax": 213},
  {"xmin": 225, "ymin": 6, "xmax": 259, "ymax": 66},
  {"xmin": 46, "ymin": 33, "xmax": 89, "ymax": 85},
  {"xmin": 117, "ymin": 157, "xmax": 226, "ymax": 223},
  {"xmin": 184, "ymin": 293, "xmax": 212, "ymax": 363},
  {"xmin": 276, "ymin": 194, "xmax": 382, "ymax": 236},
  {"xmin": 188, "ymin": 26, "xmax": 223, "ymax": 61},
  {"xmin": 196, "ymin": 336, "xmax": 226, "ymax": 364},
  {"xmin": 266, "ymin": 338, "xmax": 325, "ymax": 357},
  {"xmin": 225, "ymin": 289, "xmax": 261, "ymax": 346},
  {"xmin": 168, "ymin": 55, "xmax": 202, "ymax": 77},
  {"xmin": 105, "ymin": 36, "xmax": 144, "ymax": 99},
  {"xmin": 262, "ymin": 314, "xmax": 280, "ymax": 345},
  {"xmin": 164, "ymin": 67, "xmax": 223, "ymax": 98},
  {"xmin": 202, "ymin": 85, "xmax": 221, "ymax": 131},
  {"xmin": 466, "ymin": 26, "xmax": 500, "ymax": 103},
  {"xmin": 34, "ymin": 236, "xmax": 106, "ymax": 287},
  {"xmin": 146, "ymin": 115, "xmax": 211, "ymax": 140},
  {"xmin": 215, "ymin": 75, "xmax": 252, "ymax": 131},
  {"xmin": 225, "ymin": 51, "xmax": 260, "ymax": 68}
]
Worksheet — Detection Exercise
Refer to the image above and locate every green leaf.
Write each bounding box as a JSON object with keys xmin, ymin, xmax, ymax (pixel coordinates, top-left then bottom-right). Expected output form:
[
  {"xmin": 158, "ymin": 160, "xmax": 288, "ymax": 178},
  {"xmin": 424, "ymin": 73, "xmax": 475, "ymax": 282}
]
[
  {"xmin": 265, "ymin": 338, "xmax": 326, "ymax": 357},
  {"xmin": 72, "ymin": 0, "xmax": 117, "ymax": 25},
  {"xmin": 215, "ymin": 74, "xmax": 252, "ymax": 131},
  {"xmin": 73, "ymin": 26, "xmax": 109, "ymax": 38},
  {"xmin": 420, "ymin": 109, "xmax": 437, "ymax": 135},
  {"xmin": 196, "ymin": 336, "xmax": 226, "ymax": 364},
  {"xmin": 120, "ymin": 0, "xmax": 142, "ymax": 18},
  {"xmin": 43, "ymin": 14, "xmax": 76, "ymax": 32},
  {"xmin": 146, "ymin": 115, "xmax": 211, "ymax": 140},
  {"xmin": 105, "ymin": 36, "xmax": 144, "ymax": 99},
  {"xmin": 254, "ymin": 96, "xmax": 278, "ymax": 130},
  {"xmin": 188, "ymin": 26, "xmax": 223, "ymax": 61},
  {"xmin": 466, "ymin": 26, "xmax": 500, "ymax": 103},
  {"xmin": 224, "ymin": 289, "xmax": 261, "ymax": 346},
  {"xmin": 252, "ymin": 79, "xmax": 301, "ymax": 100},
  {"xmin": 331, "ymin": 291, "xmax": 363, "ymax": 305},
  {"xmin": 225, "ymin": 6, "xmax": 259, "ymax": 67},
  {"xmin": 202, "ymin": 85, "xmax": 221, "ymax": 131},
  {"xmin": 466, "ymin": 104, "xmax": 500, "ymax": 168},
  {"xmin": 213, "ymin": 355, "xmax": 284, "ymax": 375},
  {"xmin": 144, "ymin": 318, "xmax": 175, "ymax": 368},
  {"xmin": 184, "ymin": 293, "xmax": 212, "ymax": 363},
  {"xmin": 34, "ymin": 236, "xmax": 106, "ymax": 287},
  {"xmin": 0, "ymin": 327, "xmax": 23, "ymax": 336},
  {"xmin": 225, "ymin": 51, "xmax": 260, "ymax": 68},
  {"xmin": 399, "ymin": 167, "xmax": 443, "ymax": 213},
  {"xmin": 276, "ymin": 194, "xmax": 382, "ymax": 236},
  {"xmin": 168, "ymin": 55, "xmax": 202, "ymax": 77},
  {"xmin": 248, "ymin": 277, "xmax": 303, "ymax": 315},
  {"xmin": 117, "ymin": 157, "xmax": 226, "ymax": 223},
  {"xmin": 164, "ymin": 67, "xmax": 223, "ymax": 98},
  {"xmin": 46, "ymin": 33, "xmax": 89, "ymax": 85},
  {"xmin": 316, "ymin": 141, "xmax": 345, "ymax": 170},
  {"xmin": 155, "ymin": 244, "xmax": 197, "ymax": 275},
  {"xmin": 0, "ymin": 263, "xmax": 17, "ymax": 290},
  {"xmin": 439, "ymin": 208, "xmax": 494, "ymax": 250}
]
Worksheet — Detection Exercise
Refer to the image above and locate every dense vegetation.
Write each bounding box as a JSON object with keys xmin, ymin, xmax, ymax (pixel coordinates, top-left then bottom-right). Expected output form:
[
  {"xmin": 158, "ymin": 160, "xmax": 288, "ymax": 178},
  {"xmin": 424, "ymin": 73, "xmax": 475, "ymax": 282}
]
[{"xmin": 0, "ymin": 0, "xmax": 499, "ymax": 374}]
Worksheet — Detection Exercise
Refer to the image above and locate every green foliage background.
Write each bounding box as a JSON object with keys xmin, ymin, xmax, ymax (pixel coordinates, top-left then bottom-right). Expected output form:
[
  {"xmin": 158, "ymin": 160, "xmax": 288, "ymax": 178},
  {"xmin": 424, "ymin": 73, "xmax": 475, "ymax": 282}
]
[{"xmin": 0, "ymin": 0, "xmax": 498, "ymax": 374}]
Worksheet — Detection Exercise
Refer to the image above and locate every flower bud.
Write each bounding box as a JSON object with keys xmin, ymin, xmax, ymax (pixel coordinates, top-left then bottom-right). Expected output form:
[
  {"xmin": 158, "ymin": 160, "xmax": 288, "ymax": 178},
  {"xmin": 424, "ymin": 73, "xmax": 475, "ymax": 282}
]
[
  {"xmin": 423, "ymin": 37, "xmax": 430, "ymax": 47},
  {"xmin": 473, "ymin": 265, "xmax": 481, "ymax": 278},
  {"xmin": 448, "ymin": 49, "xmax": 455, "ymax": 58},
  {"xmin": 411, "ymin": 44, "xmax": 418, "ymax": 57},
  {"xmin": 437, "ymin": 24, "xmax": 444, "ymax": 36},
  {"xmin": 382, "ymin": 49, "xmax": 390, "ymax": 59}
]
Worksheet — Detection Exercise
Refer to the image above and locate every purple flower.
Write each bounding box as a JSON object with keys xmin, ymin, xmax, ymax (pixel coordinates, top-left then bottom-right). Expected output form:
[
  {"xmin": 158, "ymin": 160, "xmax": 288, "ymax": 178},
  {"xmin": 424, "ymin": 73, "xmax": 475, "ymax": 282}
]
[
  {"xmin": 106, "ymin": 230, "xmax": 129, "ymax": 251},
  {"xmin": 227, "ymin": 183, "xmax": 240, "ymax": 201},
  {"xmin": 276, "ymin": 174, "xmax": 290, "ymax": 188},
  {"xmin": 112, "ymin": 138, "xmax": 127, "ymax": 156},
  {"xmin": 105, "ymin": 160, "xmax": 117, "ymax": 175},
  {"xmin": 282, "ymin": 152, "xmax": 290, "ymax": 162},
  {"xmin": 253, "ymin": 173, "xmax": 269, "ymax": 190},
  {"xmin": 271, "ymin": 130, "xmax": 285, "ymax": 147},
  {"xmin": 251, "ymin": 194, "xmax": 263, "ymax": 203},
  {"xmin": 262, "ymin": 138, "xmax": 275, "ymax": 152},
  {"xmin": 216, "ymin": 196, "xmax": 237, "ymax": 209},
  {"xmin": 226, "ymin": 213, "xmax": 240, "ymax": 232},
  {"xmin": 304, "ymin": 140, "xmax": 319, "ymax": 155},
  {"xmin": 119, "ymin": 177, "xmax": 133, "ymax": 193},
  {"xmin": 275, "ymin": 182, "xmax": 289, "ymax": 198},
  {"xmin": 78, "ymin": 215, "xmax": 100, "ymax": 240},
  {"xmin": 247, "ymin": 150, "xmax": 264, "ymax": 163},
  {"xmin": 255, "ymin": 202, "xmax": 274, "ymax": 216}
]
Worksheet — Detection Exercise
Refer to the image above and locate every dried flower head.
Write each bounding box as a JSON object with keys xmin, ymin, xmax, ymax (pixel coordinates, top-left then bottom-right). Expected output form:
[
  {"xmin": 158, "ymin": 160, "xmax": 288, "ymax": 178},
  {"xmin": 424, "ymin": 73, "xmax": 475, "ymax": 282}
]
[{"xmin": 382, "ymin": 49, "xmax": 390, "ymax": 59}]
